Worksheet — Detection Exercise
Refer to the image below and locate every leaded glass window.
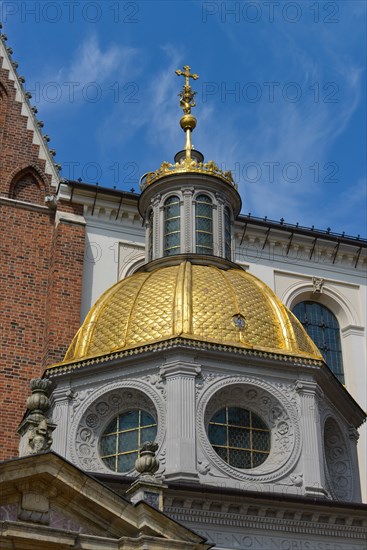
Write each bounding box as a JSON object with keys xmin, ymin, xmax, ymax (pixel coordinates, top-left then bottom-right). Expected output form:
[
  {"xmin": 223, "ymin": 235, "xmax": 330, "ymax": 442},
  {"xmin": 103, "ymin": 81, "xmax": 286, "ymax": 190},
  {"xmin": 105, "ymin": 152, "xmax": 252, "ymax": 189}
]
[
  {"xmin": 224, "ymin": 207, "xmax": 231, "ymax": 260},
  {"xmin": 208, "ymin": 407, "xmax": 270, "ymax": 469},
  {"xmin": 292, "ymin": 301, "xmax": 344, "ymax": 383},
  {"xmin": 196, "ymin": 194, "xmax": 213, "ymax": 255},
  {"xmin": 100, "ymin": 410, "xmax": 157, "ymax": 473},
  {"xmin": 163, "ymin": 196, "xmax": 180, "ymax": 256}
]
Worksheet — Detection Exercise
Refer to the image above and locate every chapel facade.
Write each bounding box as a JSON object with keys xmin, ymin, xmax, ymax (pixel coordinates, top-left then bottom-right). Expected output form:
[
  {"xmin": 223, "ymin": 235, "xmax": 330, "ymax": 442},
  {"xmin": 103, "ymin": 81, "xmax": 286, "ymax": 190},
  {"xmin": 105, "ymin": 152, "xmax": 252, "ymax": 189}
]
[{"xmin": 1, "ymin": 33, "xmax": 367, "ymax": 550}]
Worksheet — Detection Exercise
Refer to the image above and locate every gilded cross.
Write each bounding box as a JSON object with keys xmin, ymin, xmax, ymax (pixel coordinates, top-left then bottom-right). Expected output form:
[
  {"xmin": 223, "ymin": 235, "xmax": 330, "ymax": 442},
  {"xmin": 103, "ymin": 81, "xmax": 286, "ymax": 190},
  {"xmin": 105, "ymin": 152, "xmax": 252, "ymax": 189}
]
[
  {"xmin": 176, "ymin": 65, "xmax": 199, "ymax": 116},
  {"xmin": 175, "ymin": 65, "xmax": 199, "ymax": 87}
]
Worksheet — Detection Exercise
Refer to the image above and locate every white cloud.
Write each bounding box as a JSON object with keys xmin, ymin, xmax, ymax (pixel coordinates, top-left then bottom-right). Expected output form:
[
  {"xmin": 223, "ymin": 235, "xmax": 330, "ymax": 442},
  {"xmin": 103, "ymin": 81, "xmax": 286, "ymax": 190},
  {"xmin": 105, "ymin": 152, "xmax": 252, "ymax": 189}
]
[{"xmin": 33, "ymin": 34, "xmax": 138, "ymax": 110}]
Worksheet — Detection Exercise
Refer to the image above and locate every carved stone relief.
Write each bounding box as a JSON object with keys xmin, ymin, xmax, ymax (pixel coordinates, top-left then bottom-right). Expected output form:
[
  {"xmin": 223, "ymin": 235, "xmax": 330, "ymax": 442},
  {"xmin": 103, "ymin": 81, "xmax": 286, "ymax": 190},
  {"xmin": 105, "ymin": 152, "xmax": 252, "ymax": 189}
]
[
  {"xmin": 69, "ymin": 380, "xmax": 165, "ymax": 474},
  {"xmin": 324, "ymin": 416, "xmax": 353, "ymax": 501},
  {"xmin": 197, "ymin": 376, "xmax": 301, "ymax": 483},
  {"xmin": 196, "ymin": 372, "xmax": 222, "ymax": 397},
  {"xmin": 143, "ymin": 371, "xmax": 166, "ymax": 397}
]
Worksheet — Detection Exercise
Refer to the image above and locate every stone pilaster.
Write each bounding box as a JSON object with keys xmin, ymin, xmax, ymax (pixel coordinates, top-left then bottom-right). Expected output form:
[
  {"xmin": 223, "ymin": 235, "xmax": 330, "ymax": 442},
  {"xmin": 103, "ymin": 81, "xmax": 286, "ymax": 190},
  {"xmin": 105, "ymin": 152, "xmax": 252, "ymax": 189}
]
[
  {"xmin": 296, "ymin": 380, "xmax": 328, "ymax": 498},
  {"xmin": 151, "ymin": 195, "xmax": 161, "ymax": 260},
  {"xmin": 183, "ymin": 187, "xmax": 194, "ymax": 253},
  {"xmin": 161, "ymin": 360, "xmax": 201, "ymax": 481},
  {"xmin": 49, "ymin": 385, "xmax": 72, "ymax": 457},
  {"xmin": 348, "ymin": 426, "xmax": 362, "ymax": 502},
  {"xmin": 215, "ymin": 192, "xmax": 225, "ymax": 257}
]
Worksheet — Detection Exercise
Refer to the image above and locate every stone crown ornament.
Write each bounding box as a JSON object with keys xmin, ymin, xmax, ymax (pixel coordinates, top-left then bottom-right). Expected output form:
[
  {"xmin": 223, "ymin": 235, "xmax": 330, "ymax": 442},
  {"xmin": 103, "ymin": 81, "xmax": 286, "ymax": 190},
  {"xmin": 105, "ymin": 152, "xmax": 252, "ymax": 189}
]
[{"xmin": 140, "ymin": 157, "xmax": 237, "ymax": 190}]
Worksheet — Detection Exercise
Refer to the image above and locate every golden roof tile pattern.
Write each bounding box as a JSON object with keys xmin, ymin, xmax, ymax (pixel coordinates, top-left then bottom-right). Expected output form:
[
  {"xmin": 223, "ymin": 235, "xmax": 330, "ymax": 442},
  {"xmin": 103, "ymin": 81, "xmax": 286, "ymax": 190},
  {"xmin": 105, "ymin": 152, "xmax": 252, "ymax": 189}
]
[{"xmin": 64, "ymin": 261, "xmax": 322, "ymax": 363}]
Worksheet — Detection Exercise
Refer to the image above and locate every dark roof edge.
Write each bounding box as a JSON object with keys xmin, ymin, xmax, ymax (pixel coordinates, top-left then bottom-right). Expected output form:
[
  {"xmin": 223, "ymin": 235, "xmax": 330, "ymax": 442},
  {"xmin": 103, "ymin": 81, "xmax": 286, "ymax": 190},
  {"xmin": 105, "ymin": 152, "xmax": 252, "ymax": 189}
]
[
  {"xmin": 64, "ymin": 179, "xmax": 140, "ymax": 200},
  {"xmin": 237, "ymin": 214, "xmax": 367, "ymax": 248}
]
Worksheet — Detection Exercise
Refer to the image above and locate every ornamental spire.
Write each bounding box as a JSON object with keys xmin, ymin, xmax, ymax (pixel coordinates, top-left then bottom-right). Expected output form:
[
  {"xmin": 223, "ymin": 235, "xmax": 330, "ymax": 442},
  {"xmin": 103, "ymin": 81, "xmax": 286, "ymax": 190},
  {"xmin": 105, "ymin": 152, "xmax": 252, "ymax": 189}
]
[{"xmin": 175, "ymin": 65, "xmax": 199, "ymax": 160}]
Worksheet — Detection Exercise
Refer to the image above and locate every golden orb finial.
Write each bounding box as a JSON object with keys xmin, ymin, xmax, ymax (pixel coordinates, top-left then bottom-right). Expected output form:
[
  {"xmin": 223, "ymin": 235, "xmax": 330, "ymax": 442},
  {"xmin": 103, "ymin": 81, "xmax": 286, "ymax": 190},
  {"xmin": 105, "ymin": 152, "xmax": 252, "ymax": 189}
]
[{"xmin": 176, "ymin": 65, "xmax": 199, "ymax": 160}]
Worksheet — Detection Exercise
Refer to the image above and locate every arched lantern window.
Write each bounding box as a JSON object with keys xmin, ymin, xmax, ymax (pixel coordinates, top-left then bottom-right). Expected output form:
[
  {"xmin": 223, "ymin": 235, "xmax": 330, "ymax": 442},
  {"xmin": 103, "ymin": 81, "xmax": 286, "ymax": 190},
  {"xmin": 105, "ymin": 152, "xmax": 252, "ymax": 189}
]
[
  {"xmin": 195, "ymin": 194, "xmax": 213, "ymax": 255},
  {"xmin": 163, "ymin": 196, "xmax": 180, "ymax": 256}
]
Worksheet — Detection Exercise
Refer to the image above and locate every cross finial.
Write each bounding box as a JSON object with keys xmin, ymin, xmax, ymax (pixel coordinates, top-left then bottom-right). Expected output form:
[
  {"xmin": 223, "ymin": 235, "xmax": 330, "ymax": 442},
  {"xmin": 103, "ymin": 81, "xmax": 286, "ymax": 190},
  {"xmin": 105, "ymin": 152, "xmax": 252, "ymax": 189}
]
[
  {"xmin": 175, "ymin": 65, "xmax": 199, "ymax": 116},
  {"xmin": 175, "ymin": 65, "xmax": 199, "ymax": 87},
  {"xmin": 175, "ymin": 65, "xmax": 199, "ymax": 160}
]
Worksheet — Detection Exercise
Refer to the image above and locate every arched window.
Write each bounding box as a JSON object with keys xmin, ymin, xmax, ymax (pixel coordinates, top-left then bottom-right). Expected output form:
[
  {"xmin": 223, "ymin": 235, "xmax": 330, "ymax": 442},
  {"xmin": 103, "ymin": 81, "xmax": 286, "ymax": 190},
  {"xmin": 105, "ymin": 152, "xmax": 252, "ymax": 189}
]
[
  {"xmin": 148, "ymin": 210, "xmax": 154, "ymax": 261},
  {"xmin": 163, "ymin": 196, "xmax": 180, "ymax": 256},
  {"xmin": 292, "ymin": 302, "xmax": 344, "ymax": 383},
  {"xmin": 224, "ymin": 207, "xmax": 231, "ymax": 260},
  {"xmin": 195, "ymin": 194, "xmax": 213, "ymax": 255}
]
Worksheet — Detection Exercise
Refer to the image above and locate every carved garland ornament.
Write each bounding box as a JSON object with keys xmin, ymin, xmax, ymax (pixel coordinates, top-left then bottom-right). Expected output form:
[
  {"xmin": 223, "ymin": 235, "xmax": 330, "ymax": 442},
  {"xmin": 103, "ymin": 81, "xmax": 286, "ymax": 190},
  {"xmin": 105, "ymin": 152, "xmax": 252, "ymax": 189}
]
[
  {"xmin": 197, "ymin": 376, "xmax": 301, "ymax": 483},
  {"xmin": 69, "ymin": 380, "xmax": 165, "ymax": 473}
]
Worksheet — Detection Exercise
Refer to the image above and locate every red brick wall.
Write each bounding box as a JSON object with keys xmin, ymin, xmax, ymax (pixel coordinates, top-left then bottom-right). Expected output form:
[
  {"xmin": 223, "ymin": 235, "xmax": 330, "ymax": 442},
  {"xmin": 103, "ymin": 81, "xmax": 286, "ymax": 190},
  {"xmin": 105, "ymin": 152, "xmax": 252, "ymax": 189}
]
[
  {"xmin": 0, "ymin": 56, "xmax": 51, "ymax": 200},
  {"xmin": 9, "ymin": 172, "xmax": 44, "ymax": 204},
  {"xmin": 0, "ymin": 55, "xmax": 85, "ymax": 459},
  {"xmin": 43, "ymin": 201, "xmax": 85, "ymax": 366}
]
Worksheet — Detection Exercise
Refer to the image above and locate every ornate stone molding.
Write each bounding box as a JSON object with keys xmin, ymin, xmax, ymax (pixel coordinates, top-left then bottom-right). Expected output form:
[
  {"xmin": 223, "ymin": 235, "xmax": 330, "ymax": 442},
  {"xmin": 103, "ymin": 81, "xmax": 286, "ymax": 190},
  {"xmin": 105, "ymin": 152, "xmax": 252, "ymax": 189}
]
[
  {"xmin": 196, "ymin": 376, "xmax": 301, "ymax": 483},
  {"xmin": 143, "ymin": 371, "xmax": 166, "ymax": 397},
  {"xmin": 324, "ymin": 416, "xmax": 354, "ymax": 502},
  {"xmin": 46, "ymin": 337, "xmax": 324, "ymax": 376},
  {"xmin": 68, "ymin": 380, "xmax": 165, "ymax": 473},
  {"xmin": 165, "ymin": 506, "xmax": 367, "ymax": 541}
]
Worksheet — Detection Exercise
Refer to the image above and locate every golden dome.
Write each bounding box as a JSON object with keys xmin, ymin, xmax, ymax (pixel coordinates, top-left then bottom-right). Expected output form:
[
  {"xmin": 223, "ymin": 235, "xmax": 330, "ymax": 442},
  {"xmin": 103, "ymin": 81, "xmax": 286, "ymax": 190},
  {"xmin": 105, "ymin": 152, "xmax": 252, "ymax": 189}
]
[{"xmin": 63, "ymin": 260, "xmax": 322, "ymax": 364}]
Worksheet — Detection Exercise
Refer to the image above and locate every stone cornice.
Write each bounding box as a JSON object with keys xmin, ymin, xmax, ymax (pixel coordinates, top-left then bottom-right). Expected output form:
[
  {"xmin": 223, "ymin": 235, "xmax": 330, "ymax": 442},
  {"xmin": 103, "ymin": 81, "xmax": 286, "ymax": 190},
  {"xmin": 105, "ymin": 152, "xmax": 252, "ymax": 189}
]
[
  {"xmin": 45, "ymin": 336, "xmax": 324, "ymax": 377},
  {"xmin": 234, "ymin": 224, "xmax": 367, "ymax": 271},
  {"xmin": 165, "ymin": 506, "xmax": 367, "ymax": 540},
  {"xmin": 341, "ymin": 325, "xmax": 365, "ymax": 337},
  {"xmin": 55, "ymin": 211, "xmax": 86, "ymax": 227},
  {"xmin": 0, "ymin": 196, "xmax": 51, "ymax": 214}
]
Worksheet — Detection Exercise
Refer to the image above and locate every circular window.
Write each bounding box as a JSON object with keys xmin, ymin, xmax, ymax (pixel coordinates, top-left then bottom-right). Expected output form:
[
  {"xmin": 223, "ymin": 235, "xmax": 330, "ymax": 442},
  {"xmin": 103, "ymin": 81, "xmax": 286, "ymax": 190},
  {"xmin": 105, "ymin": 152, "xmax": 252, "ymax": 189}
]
[
  {"xmin": 100, "ymin": 410, "xmax": 157, "ymax": 473},
  {"xmin": 208, "ymin": 407, "xmax": 270, "ymax": 469}
]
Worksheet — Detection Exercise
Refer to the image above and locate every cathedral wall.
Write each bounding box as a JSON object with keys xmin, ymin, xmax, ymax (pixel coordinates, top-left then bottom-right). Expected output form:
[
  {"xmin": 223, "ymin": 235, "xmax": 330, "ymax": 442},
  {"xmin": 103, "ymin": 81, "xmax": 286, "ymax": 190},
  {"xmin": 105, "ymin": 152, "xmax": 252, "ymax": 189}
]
[
  {"xmin": 0, "ymin": 55, "xmax": 56, "ymax": 196},
  {"xmin": 0, "ymin": 204, "xmax": 53, "ymax": 458},
  {"xmin": 0, "ymin": 44, "xmax": 88, "ymax": 459},
  {"xmin": 0, "ymin": 199, "xmax": 86, "ymax": 460}
]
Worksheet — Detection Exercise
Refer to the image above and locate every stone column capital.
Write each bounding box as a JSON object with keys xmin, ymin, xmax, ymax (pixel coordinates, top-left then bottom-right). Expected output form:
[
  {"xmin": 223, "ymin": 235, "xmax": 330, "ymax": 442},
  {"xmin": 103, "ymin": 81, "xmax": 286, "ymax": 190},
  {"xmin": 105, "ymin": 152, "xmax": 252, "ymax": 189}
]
[
  {"xmin": 160, "ymin": 361, "xmax": 201, "ymax": 379},
  {"xmin": 182, "ymin": 187, "xmax": 195, "ymax": 197},
  {"xmin": 295, "ymin": 380, "xmax": 324, "ymax": 399}
]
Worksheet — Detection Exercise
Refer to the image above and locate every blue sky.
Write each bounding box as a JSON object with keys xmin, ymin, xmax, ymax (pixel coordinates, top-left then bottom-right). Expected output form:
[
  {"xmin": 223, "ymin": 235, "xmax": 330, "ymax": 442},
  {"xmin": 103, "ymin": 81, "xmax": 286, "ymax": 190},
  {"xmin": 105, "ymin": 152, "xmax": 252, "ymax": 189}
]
[{"xmin": 1, "ymin": 0, "xmax": 366, "ymax": 236}]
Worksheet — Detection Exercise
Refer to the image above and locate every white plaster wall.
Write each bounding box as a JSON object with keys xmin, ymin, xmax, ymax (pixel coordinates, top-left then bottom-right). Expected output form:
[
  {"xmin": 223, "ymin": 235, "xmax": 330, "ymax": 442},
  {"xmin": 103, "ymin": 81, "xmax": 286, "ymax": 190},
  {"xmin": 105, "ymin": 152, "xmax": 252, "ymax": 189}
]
[{"xmin": 81, "ymin": 217, "xmax": 145, "ymax": 321}]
